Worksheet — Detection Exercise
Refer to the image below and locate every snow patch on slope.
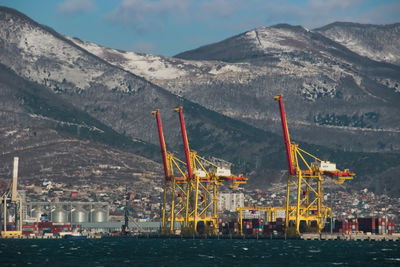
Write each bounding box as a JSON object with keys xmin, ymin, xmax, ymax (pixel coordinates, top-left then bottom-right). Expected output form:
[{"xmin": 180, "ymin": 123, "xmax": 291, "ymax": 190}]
[
  {"xmin": 67, "ymin": 36, "xmax": 250, "ymax": 81},
  {"xmin": 0, "ymin": 12, "xmax": 133, "ymax": 93},
  {"xmin": 245, "ymin": 27, "xmax": 308, "ymax": 52}
]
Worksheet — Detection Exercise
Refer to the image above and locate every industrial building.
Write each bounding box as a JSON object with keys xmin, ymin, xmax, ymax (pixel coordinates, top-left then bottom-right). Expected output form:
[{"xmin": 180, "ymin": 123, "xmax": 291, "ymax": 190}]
[{"xmin": 218, "ymin": 193, "xmax": 244, "ymax": 212}]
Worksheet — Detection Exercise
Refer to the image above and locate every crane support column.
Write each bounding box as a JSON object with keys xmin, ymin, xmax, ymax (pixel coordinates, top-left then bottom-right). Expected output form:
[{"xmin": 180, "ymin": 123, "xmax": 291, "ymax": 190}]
[
  {"xmin": 2, "ymin": 195, "xmax": 6, "ymax": 235},
  {"xmin": 162, "ymin": 181, "xmax": 167, "ymax": 228},
  {"xmin": 296, "ymin": 173, "xmax": 302, "ymax": 232},
  {"xmin": 170, "ymin": 179, "xmax": 176, "ymax": 233},
  {"xmin": 285, "ymin": 176, "xmax": 291, "ymax": 230}
]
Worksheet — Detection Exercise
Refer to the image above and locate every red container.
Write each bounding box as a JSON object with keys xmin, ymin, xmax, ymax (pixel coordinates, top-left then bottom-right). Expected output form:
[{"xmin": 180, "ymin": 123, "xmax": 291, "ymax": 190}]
[
  {"xmin": 51, "ymin": 228, "xmax": 62, "ymax": 234},
  {"xmin": 372, "ymin": 218, "xmax": 375, "ymax": 232},
  {"xmin": 343, "ymin": 221, "xmax": 347, "ymax": 233},
  {"xmin": 334, "ymin": 220, "xmax": 343, "ymax": 232},
  {"xmin": 22, "ymin": 230, "xmax": 34, "ymax": 237},
  {"xmin": 37, "ymin": 221, "xmax": 53, "ymax": 229}
]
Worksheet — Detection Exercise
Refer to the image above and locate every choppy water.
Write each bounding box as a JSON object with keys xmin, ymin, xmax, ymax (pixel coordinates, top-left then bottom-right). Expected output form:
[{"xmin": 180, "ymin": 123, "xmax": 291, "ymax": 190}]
[{"xmin": 0, "ymin": 238, "xmax": 399, "ymax": 266}]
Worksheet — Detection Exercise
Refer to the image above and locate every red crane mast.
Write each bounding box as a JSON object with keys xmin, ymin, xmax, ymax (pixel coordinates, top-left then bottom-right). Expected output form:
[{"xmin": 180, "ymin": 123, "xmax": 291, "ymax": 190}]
[
  {"xmin": 175, "ymin": 106, "xmax": 194, "ymax": 180},
  {"xmin": 152, "ymin": 109, "xmax": 170, "ymax": 180},
  {"xmin": 274, "ymin": 94, "xmax": 295, "ymax": 175}
]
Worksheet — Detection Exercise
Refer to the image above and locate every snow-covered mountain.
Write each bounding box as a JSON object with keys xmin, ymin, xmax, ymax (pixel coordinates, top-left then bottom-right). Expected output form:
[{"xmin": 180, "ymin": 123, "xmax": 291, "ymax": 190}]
[
  {"xmin": 0, "ymin": 62, "xmax": 161, "ymax": 184},
  {"xmin": 0, "ymin": 7, "xmax": 289, "ymax": 187},
  {"xmin": 1, "ymin": 6, "xmax": 400, "ymax": 195},
  {"xmin": 67, "ymin": 36, "xmax": 251, "ymax": 82},
  {"xmin": 70, "ymin": 24, "xmax": 400, "ymax": 154},
  {"xmin": 316, "ymin": 22, "xmax": 400, "ymax": 66}
]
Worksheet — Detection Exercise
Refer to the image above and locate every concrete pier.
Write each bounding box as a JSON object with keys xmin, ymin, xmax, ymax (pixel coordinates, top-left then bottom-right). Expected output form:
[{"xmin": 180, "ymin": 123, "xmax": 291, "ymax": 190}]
[{"xmin": 301, "ymin": 233, "xmax": 400, "ymax": 241}]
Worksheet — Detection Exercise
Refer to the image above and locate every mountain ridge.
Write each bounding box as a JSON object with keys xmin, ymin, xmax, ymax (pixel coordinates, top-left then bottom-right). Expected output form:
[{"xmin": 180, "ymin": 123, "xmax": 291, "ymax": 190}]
[
  {"xmin": 81, "ymin": 22, "xmax": 400, "ymax": 154},
  {"xmin": 0, "ymin": 7, "xmax": 400, "ymax": 196},
  {"xmin": 0, "ymin": 62, "xmax": 162, "ymax": 185},
  {"xmin": 315, "ymin": 21, "xmax": 400, "ymax": 66}
]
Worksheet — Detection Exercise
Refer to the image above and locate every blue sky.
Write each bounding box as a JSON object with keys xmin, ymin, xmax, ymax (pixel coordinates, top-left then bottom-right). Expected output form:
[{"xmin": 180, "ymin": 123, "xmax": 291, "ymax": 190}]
[{"xmin": 2, "ymin": 0, "xmax": 400, "ymax": 56}]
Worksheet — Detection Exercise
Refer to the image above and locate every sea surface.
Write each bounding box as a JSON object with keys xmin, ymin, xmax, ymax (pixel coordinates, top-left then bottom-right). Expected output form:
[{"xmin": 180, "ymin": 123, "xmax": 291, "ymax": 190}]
[{"xmin": 0, "ymin": 238, "xmax": 399, "ymax": 266}]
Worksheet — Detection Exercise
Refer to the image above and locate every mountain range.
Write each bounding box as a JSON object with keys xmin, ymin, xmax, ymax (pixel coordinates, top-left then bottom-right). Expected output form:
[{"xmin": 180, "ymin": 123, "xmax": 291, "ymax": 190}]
[{"xmin": 0, "ymin": 6, "xmax": 399, "ymax": 196}]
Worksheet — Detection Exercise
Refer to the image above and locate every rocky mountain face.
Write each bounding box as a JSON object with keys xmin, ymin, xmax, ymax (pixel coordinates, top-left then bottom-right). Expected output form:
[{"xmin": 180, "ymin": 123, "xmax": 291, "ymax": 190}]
[
  {"xmin": 0, "ymin": 7, "xmax": 287, "ymax": 188},
  {"xmin": 315, "ymin": 22, "xmax": 400, "ymax": 66},
  {"xmin": 73, "ymin": 24, "xmax": 400, "ymax": 154},
  {"xmin": 173, "ymin": 24, "xmax": 400, "ymax": 149},
  {"xmin": 0, "ymin": 7, "xmax": 399, "ymax": 196},
  {"xmin": 0, "ymin": 63, "xmax": 161, "ymax": 185}
]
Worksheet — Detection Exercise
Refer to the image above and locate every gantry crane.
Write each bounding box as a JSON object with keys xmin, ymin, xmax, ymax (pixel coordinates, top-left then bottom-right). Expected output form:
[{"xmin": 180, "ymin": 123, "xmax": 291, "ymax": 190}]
[
  {"xmin": 274, "ymin": 94, "xmax": 355, "ymax": 235},
  {"xmin": 1, "ymin": 157, "xmax": 23, "ymax": 238},
  {"xmin": 152, "ymin": 109, "xmax": 188, "ymax": 234},
  {"xmin": 152, "ymin": 108, "xmax": 247, "ymax": 235}
]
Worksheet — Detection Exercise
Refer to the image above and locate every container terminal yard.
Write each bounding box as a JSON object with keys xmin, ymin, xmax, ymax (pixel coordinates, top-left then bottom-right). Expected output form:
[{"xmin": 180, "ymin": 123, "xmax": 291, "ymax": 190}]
[{"xmin": 1, "ymin": 95, "xmax": 399, "ymax": 240}]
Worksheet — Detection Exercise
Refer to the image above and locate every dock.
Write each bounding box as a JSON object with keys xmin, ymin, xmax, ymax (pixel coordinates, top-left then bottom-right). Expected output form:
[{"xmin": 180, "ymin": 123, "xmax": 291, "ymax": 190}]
[{"xmin": 301, "ymin": 233, "xmax": 400, "ymax": 241}]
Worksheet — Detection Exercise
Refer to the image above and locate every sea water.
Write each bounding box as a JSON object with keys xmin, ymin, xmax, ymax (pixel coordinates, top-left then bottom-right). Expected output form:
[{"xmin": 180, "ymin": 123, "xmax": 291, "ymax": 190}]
[{"xmin": 0, "ymin": 238, "xmax": 399, "ymax": 266}]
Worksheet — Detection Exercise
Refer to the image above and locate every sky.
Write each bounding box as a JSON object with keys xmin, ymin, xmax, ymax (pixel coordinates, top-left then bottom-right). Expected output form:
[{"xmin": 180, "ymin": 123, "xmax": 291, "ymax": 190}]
[{"xmin": 2, "ymin": 0, "xmax": 400, "ymax": 56}]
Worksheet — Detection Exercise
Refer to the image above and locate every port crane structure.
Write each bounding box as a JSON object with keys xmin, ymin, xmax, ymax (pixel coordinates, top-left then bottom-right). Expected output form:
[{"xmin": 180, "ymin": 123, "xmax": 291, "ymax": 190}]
[
  {"xmin": 1, "ymin": 157, "xmax": 23, "ymax": 238},
  {"xmin": 274, "ymin": 94, "xmax": 355, "ymax": 235},
  {"xmin": 152, "ymin": 108, "xmax": 247, "ymax": 235}
]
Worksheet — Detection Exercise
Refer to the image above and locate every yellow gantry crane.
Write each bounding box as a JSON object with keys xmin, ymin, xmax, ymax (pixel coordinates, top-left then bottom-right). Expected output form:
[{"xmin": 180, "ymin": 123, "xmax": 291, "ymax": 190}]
[
  {"xmin": 152, "ymin": 109, "xmax": 188, "ymax": 234},
  {"xmin": 274, "ymin": 94, "xmax": 355, "ymax": 235},
  {"xmin": 152, "ymin": 107, "xmax": 247, "ymax": 235},
  {"xmin": 1, "ymin": 157, "xmax": 23, "ymax": 238}
]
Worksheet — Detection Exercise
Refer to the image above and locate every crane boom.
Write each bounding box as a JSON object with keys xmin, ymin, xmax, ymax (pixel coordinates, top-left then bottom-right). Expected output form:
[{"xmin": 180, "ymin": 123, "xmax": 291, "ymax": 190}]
[
  {"xmin": 152, "ymin": 110, "xmax": 170, "ymax": 180},
  {"xmin": 175, "ymin": 107, "xmax": 193, "ymax": 180},
  {"xmin": 274, "ymin": 94, "xmax": 295, "ymax": 175}
]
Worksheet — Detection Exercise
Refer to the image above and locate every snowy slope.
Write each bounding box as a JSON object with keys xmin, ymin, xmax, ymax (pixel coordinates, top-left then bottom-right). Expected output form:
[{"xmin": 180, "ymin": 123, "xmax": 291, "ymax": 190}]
[
  {"xmin": 0, "ymin": 7, "xmax": 299, "ymax": 189},
  {"xmin": 1, "ymin": 7, "xmax": 400, "ymax": 195},
  {"xmin": 69, "ymin": 29, "xmax": 361, "ymax": 102},
  {"xmin": 0, "ymin": 7, "xmax": 143, "ymax": 94},
  {"xmin": 316, "ymin": 22, "xmax": 400, "ymax": 66},
  {"xmin": 67, "ymin": 36, "xmax": 251, "ymax": 82},
  {"xmin": 69, "ymin": 23, "xmax": 400, "ymax": 153}
]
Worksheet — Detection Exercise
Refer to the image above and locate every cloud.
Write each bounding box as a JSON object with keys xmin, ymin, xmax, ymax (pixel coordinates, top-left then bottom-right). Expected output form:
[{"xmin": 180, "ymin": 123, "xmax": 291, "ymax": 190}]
[
  {"xmin": 251, "ymin": 0, "xmax": 398, "ymax": 29},
  {"xmin": 106, "ymin": 0, "xmax": 189, "ymax": 33},
  {"xmin": 359, "ymin": 2, "xmax": 400, "ymax": 25},
  {"xmin": 58, "ymin": 0, "xmax": 96, "ymax": 15},
  {"xmin": 106, "ymin": 0, "xmax": 400, "ymax": 38},
  {"xmin": 131, "ymin": 41, "xmax": 156, "ymax": 54},
  {"xmin": 309, "ymin": 0, "xmax": 361, "ymax": 9},
  {"xmin": 200, "ymin": 0, "xmax": 243, "ymax": 18},
  {"xmin": 106, "ymin": 0, "xmax": 248, "ymax": 33}
]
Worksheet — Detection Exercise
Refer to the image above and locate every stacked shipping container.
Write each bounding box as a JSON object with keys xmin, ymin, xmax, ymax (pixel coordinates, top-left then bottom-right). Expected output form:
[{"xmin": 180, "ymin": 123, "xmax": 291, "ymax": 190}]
[
  {"xmin": 333, "ymin": 217, "xmax": 395, "ymax": 235},
  {"xmin": 19, "ymin": 222, "xmax": 80, "ymax": 237}
]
